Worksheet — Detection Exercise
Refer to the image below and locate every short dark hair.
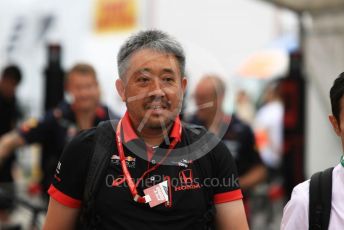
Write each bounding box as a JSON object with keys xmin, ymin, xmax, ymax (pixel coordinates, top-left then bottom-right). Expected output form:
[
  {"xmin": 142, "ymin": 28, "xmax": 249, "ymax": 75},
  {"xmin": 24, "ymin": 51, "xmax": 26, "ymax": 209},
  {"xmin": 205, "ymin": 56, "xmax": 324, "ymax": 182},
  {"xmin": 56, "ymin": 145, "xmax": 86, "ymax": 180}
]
[
  {"xmin": 67, "ymin": 63, "xmax": 97, "ymax": 82},
  {"xmin": 117, "ymin": 30, "xmax": 185, "ymax": 79},
  {"xmin": 1, "ymin": 65, "xmax": 22, "ymax": 84},
  {"xmin": 330, "ymin": 72, "xmax": 344, "ymax": 121}
]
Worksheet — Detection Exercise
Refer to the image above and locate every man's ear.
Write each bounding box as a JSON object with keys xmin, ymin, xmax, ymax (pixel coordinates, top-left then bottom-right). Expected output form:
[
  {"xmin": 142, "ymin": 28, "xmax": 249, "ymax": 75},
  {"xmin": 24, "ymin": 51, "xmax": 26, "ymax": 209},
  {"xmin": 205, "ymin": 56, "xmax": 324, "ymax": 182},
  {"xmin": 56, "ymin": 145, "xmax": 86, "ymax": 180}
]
[
  {"xmin": 115, "ymin": 79, "xmax": 126, "ymax": 102},
  {"xmin": 329, "ymin": 115, "xmax": 341, "ymax": 136},
  {"xmin": 181, "ymin": 77, "xmax": 187, "ymax": 94}
]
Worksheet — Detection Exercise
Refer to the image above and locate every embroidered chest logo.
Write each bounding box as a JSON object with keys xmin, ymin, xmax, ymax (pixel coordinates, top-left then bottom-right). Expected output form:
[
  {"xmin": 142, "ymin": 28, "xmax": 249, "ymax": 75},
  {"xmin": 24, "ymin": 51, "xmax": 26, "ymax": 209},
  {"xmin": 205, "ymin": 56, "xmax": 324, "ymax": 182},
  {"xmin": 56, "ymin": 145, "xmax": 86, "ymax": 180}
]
[
  {"xmin": 174, "ymin": 169, "xmax": 201, "ymax": 192},
  {"xmin": 179, "ymin": 169, "xmax": 193, "ymax": 184},
  {"xmin": 171, "ymin": 159, "xmax": 193, "ymax": 168},
  {"xmin": 111, "ymin": 154, "xmax": 136, "ymax": 168}
]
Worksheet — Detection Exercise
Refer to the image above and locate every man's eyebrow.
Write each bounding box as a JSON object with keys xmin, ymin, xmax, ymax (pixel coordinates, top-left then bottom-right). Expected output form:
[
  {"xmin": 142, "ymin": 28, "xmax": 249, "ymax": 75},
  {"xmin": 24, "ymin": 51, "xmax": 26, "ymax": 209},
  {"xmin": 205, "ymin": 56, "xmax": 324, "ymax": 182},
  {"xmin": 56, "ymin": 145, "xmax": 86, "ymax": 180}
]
[
  {"xmin": 136, "ymin": 68, "xmax": 151, "ymax": 73},
  {"xmin": 132, "ymin": 68, "xmax": 151, "ymax": 77}
]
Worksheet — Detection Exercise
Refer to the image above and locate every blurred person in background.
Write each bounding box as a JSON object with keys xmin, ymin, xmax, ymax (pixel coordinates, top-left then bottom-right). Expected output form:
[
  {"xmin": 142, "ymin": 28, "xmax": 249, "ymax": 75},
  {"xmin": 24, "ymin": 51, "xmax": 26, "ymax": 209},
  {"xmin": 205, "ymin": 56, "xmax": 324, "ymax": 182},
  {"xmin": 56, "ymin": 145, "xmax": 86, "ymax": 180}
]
[
  {"xmin": 0, "ymin": 63, "xmax": 118, "ymax": 199},
  {"xmin": 254, "ymin": 81, "xmax": 284, "ymax": 176},
  {"xmin": 252, "ymin": 81, "xmax": 285, "ymax": 227},
  {"xmin": 235, "ymin": 89, "xmax": 255, "ymax": 125},
  {"xmin": 0, "ymin": 65, "xmax": 22, "ymax": 183},
  {"xmin": 188, "ymin": 75, "xmax": 266, "ymax": 220},
  {"xmin": 0, "ymin": 65, "xmax": 22, "ymax": 226},
  {"xmin": 281, "ymin": 73, "xmax": 344, "ymax": 229}
]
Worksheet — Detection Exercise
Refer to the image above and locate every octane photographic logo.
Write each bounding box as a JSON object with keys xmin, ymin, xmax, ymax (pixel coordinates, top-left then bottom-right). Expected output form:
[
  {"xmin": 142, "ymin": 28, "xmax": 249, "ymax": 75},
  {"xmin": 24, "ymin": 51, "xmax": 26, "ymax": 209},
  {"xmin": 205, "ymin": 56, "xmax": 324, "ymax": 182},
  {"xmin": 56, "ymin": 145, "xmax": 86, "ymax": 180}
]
[{"xmin": 108, "ymin": 41, "xmax": 233, "ymax": 165}]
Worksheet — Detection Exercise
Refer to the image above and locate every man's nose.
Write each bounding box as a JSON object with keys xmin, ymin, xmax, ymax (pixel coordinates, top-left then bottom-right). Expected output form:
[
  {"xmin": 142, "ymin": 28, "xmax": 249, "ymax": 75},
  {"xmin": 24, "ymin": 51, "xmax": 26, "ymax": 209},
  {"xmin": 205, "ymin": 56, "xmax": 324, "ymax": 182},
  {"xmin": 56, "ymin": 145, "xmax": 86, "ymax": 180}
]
[{"xmin": 148, "ymin": 78, "xmax": 165, "ymax": 98}]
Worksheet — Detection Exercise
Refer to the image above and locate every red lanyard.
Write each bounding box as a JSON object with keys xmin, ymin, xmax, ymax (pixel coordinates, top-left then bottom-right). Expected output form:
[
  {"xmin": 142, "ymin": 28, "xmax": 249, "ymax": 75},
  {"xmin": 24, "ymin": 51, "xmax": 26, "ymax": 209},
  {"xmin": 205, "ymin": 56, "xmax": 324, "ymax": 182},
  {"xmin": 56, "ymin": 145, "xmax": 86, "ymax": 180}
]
[{"xmin": 115, "ymin": 119, "xmax": 179, "ymax": 203}]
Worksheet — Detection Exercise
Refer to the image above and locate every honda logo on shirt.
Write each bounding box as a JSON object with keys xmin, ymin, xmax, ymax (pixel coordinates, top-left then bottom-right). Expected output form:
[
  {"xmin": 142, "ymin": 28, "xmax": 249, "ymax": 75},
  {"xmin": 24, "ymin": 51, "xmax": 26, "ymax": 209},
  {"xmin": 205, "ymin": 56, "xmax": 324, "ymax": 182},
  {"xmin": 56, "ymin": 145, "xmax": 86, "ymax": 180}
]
[{"xmin": 179, "ymin": 169, "xmax": 193, "ymax": 184}]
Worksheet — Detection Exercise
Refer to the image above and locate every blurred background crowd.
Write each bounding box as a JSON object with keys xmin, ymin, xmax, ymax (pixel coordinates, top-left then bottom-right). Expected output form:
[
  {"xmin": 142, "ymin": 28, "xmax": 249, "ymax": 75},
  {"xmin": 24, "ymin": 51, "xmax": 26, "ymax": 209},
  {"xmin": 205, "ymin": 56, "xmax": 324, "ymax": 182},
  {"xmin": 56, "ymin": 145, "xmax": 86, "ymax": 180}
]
[{"xmin": 1, "ymin": 0, "xmax": 344, "ymax": 229}]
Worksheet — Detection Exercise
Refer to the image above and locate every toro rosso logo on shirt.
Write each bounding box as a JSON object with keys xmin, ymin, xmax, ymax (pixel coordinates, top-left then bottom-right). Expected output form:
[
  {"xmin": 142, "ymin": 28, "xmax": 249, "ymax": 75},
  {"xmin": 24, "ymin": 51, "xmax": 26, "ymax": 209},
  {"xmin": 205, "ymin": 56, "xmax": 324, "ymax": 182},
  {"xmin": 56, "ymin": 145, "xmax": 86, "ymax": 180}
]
[
  {"xmin": 111, "ymin": 154, "xmax": 136, "ymax": 168},
  {"xmin": 174, "ymin": 169, "xmax": 201, "ymax": 192},
  {"xmin": 171, "ymin": 159, "xmax": 192, "ymax": 168}
]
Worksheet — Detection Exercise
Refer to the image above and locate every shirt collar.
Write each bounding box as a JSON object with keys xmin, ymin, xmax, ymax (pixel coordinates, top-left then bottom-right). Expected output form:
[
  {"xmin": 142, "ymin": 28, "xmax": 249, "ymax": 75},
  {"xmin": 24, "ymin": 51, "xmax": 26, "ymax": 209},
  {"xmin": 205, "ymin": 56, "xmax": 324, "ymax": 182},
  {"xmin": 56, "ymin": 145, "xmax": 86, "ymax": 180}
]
[{"xmin": 121, "ymin": 111, "xmax": 182, "ymax": 143}]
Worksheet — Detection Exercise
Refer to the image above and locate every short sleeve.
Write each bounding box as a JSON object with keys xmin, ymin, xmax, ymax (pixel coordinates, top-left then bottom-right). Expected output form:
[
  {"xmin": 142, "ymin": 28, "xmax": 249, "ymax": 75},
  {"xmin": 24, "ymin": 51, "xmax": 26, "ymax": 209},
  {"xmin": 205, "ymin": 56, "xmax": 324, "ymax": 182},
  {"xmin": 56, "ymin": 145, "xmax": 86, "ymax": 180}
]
[
  {"xmin": 47, "ymin": 128, "xmax": 96, "ymax": 208},
  {"xmin": 280, "ymin": 180, "xmax": 309, "ymax": 230},
  {"xmin": 211, "ymin": 140, "xmax": 243, "ymax": 204}
]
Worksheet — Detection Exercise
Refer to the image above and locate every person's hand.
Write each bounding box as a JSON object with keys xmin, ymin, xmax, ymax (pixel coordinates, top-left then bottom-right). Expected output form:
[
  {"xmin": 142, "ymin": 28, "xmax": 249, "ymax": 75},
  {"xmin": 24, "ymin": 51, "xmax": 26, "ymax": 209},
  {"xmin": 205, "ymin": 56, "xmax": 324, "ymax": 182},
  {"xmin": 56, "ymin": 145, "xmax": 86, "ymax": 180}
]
[
  {"xmin": 0, "ymin": 135, "xmax": 13, "ymax": 166},
  {"xmin": 0, "ymin": 131, "xmax": 25, "ymax": 166},
  {"xmin": 0, "ymin": 138, "xmax": 7, "ymax": 168}
]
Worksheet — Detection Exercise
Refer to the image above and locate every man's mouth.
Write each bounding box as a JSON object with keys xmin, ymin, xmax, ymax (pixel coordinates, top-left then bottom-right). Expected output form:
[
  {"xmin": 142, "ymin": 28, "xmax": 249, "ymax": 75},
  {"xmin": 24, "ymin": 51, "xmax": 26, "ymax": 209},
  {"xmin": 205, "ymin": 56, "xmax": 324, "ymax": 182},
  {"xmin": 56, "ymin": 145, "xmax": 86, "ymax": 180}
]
[
  {"xmin": 145, "ymin": 99, "xmax": 170, "ymax": 110},
  {"xmin": 144, "ymin": 101, "xmax": 171, "ymax": 116},
  {"xmin": 149, "ymin": 105, "xmax": 166, "ymax": 110}
]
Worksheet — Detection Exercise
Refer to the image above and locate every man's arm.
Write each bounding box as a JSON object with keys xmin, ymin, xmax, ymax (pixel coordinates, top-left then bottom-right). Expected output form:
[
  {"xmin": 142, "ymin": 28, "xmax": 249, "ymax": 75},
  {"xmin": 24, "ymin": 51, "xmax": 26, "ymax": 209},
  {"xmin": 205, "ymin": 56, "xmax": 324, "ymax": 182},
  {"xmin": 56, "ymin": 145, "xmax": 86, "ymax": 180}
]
[
  {"xmin": 43, "ymin": 128, "xmax": 94, "ymax": 229},
  {"xmin": 239, "ymin": 123, "xmax": 267, "ymax": 189},
  {"xmin": 215, "ymin": 199, "xmax": 249, "ymax": 230},
  {"xmin": 239, "ymin": 164, "xmax": 267, "ymax": 189},
  {"xmin": 0, "ymin": 112, "xmax": 55, "ymax": 161},
  {"xmin": 210, "ymin": 139, "xmax": 249, "ymax": 229},
  {"xmin": 0, "ymin": 131, "xmax": 25, "ymax": 159},
  {"xmin": 43, "ymin": 198, "xmax": 80, "ymax": 230}
]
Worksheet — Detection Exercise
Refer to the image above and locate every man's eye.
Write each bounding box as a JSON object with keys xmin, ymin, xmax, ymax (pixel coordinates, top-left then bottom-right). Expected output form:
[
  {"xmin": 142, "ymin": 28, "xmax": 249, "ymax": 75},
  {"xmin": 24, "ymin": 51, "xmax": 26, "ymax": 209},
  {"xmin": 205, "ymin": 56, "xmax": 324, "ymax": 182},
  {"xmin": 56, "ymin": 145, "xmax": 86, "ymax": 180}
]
[
  {"xmin": 163, "ymin": 76, "xmax": 174, "ymax": 82},
  {"xmin": 138, "ymin": 76, "xmax": 149, "ymax": 82}
]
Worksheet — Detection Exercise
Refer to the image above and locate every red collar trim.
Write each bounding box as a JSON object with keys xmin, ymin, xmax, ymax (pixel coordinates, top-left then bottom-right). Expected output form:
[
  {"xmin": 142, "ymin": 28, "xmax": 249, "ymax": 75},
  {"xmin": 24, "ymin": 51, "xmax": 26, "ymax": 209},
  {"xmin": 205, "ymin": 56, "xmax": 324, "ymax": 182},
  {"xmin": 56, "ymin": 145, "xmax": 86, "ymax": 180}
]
[
  {"xmin": 170, "ymin": 116, "xmax": 182, "ymax": 142},
  {"xmin": 122, "ymin": 112, "xmax": 139, "ymax": 143},
  {"xmin": 121, "ymin": 111, "xmax": 182, "ymax": 143}
]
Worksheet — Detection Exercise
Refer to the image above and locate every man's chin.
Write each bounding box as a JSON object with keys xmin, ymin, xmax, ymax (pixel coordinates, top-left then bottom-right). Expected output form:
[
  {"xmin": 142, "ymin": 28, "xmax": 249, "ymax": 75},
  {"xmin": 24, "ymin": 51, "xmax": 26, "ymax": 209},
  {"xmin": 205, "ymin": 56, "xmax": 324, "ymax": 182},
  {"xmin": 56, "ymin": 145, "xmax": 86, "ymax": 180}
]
[
  {"xmin": 145, "ymin": 117, "xmax": 173, "ymax": 130},
  {"xmin": 74, "ymin": 105, "xmax": 92, "ymax": 112}
]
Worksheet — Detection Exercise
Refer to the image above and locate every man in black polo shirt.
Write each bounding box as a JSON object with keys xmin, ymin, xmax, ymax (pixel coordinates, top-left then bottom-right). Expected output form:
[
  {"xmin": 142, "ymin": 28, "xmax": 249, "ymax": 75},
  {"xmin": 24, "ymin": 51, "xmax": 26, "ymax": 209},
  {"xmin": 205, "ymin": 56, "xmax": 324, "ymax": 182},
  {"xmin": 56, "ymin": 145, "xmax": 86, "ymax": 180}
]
[
  {"xmin": 191, "ymin": 75, "xmax": 266, "ymax": 188},
  {"xmin": 44, "ymin": 30, "xmax": 249, "ymax": 229},
  {"xmin": 189, "ymin": 75, "xmax": 266, "ymax": 220},
  {"xmin": 0, "ymin": 65, "xmax": 22, "ymax": 225},
  {"xmin": 0, "ymin": 65, "xmax": 22, "ymax": 183},
  {"xmin": 0, "ymin": 63, "xmax": 116, "ymax": 194}
]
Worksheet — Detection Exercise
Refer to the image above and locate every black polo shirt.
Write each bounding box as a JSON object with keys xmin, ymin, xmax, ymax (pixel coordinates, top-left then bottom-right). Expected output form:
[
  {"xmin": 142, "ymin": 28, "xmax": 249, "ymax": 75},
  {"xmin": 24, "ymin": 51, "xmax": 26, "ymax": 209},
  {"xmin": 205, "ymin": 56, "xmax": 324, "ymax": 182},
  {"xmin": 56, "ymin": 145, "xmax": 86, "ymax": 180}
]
[
  {"xmin": 48, "ymin": 112, "xmax": 243, "ymax": 229},
  {"xmin": 0, "ymin": 92, "xmax": 20, "ymax": 183},
  {"xmin": 18, "ymin": 101, "xmax": 116, "ymax": 191},
  {"xmin": 189, "ymin": 114, "xmax": 262, "ymax": 177}
]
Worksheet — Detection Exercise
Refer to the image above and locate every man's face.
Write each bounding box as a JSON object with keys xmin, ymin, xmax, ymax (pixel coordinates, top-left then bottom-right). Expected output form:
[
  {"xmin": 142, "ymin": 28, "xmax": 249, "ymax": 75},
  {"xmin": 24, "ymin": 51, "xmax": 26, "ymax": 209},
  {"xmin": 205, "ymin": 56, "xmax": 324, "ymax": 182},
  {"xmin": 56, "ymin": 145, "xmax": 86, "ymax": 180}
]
[
  {"xmin": 329, "ymin": 96, "xmax": 344, "ymax": 150},
  {"xmin": 0, "ymin": 78, "xmax": 18, "ymax": 98},
  {"xmin": 66, "ymin": 73, "xmax": 100, "ymax": 111},
  {"xmin": 116, "ymin": 49, "xmax": 187, "ymax": 131},
  {"xmin": 194, "ymin": 80, "xmax": 219, "ymax": 121}
]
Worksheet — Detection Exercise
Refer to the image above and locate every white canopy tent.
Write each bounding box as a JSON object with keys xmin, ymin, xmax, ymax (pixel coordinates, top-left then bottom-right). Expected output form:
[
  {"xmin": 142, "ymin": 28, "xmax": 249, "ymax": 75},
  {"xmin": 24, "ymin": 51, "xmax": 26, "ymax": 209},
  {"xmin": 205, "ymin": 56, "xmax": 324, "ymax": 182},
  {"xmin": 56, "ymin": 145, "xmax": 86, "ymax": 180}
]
[
  {"xmin": 263, "ymin": 0, "xmax": 344, "ymax": 12},
  {"xmin": 262, "ymin": 0, "xmax": 344, "ymax": 176}
]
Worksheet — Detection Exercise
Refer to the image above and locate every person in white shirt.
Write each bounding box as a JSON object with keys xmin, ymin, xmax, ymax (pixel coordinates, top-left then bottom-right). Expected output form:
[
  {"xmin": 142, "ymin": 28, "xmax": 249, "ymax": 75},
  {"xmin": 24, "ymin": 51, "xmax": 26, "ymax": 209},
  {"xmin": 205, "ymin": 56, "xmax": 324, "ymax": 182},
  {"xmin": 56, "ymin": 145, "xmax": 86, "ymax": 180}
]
[
  {"xmin": 281, "ymin": 73, "xmax": 344, "ymax": 229},
  {"xmin": 254, "ymin": 83, "xmax": 284, "ymax": 170}
]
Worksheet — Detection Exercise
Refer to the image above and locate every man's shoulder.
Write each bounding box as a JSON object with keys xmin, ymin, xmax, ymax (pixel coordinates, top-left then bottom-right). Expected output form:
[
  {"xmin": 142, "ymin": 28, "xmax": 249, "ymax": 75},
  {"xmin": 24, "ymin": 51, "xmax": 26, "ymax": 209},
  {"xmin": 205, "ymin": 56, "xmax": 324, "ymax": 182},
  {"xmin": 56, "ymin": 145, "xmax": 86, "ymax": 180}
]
[
  {"xmin": 182, "ymin": 121, "xmax": 207, "ymax": 131},
  {"xmin": 182, "ymin": 122, "xmax": 217, "ymax": 142},
  {"xmin": 75, "ymin": 127, "xmax": 97, "ymax": 141},
  {"xmin": 181, "ymin": 122, "xmax": 225, "ymax": 157},
  {"xmin": 281, "ymin": 180, "xmax": 310, "ymax": 230},
  {"xmin": 291, "ymin": 179, "xmax": 310, "ymax": 202},
  {"xmin": 67, "ymin": 128, "xmax": 97, "ymax": 151},
  {"xmin": 290, "ymin": 180, "xmax": 310, "ymax": 207},
  {"xmin": 54, "ymin": 128, "xmax": 97, "ymax": 178}
]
